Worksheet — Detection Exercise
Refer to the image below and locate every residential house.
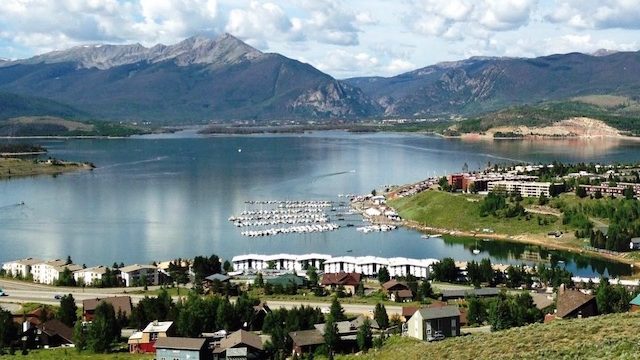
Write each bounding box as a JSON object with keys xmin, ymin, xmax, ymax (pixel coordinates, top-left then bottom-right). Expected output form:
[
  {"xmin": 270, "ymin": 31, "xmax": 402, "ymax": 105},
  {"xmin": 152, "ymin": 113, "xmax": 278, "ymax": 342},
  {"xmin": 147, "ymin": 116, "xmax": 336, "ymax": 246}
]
[
  {"xmin": 321, "ymin": 272, "xmax": 361, "ymax": 295},
  {"xmin": 314, "ymin": 316, "xmax": 379, "ymax": 352},
  {"xmin": 30, "ymin": 260, "xmax": 82, "ymax": 285},
  {"xmin": 82, "ymin": 296, "xmax": 133, "ymax": 322},
  {"xmin": 2, "ymin": 258, "xmax": 42, "ymax": 279},
  {"xmin": 382, "ymin": 280, "xmax": 413, "ymax": 302},
  {"xmin": 73, "ymin": 265, "xmax": 109, "ymax": 286},
  {"xmin": 119, "ymin": 264, "xmax": 159, "ymax": 287},
  {"xmin": 555, "ymin": 286, "xmax": 597, "ymax": 319},
  {"xmin": 128, "ymin": 321, "xmax": 175, "ymax": 353},
  {"xmin": 406, "ymin": 306, "xmax": 461, "ymax": 341},
  {"xmin": 21, "ymin": 319, "xmax": 73, "ymax": 349},
  {"xmin": 212, "ymin": 329, "xmax": 264, "ymax": 360},
  {"xmin": 440, "ymin": 287, "xmax": 500, "ymax": 301},
  {"xmin": 289, "ymin": 329, "xmax": 325, "ymax": 357},
  {"xmin": 155, "ymin": 337, "xmax": 212, "ymax": 360},
  {"xmin": 630, "ymin": 293, "xmax": 640, "ymax": 312}
]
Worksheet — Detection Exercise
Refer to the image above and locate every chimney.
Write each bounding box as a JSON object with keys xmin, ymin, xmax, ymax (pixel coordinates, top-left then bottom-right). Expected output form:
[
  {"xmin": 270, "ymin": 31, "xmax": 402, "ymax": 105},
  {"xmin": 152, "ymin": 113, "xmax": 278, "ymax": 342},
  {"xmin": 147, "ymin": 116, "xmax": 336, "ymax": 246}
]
[
  {"xmin": 22, "ymin": 321, "xmax": 31, "ymax": 333},
  {"xmin": 558, "ymin": 283, "xmax": 566, "ymax": 295},
  {"xmin": 153, "ymin": 320, "xmax": 158, "ymax": 326}
]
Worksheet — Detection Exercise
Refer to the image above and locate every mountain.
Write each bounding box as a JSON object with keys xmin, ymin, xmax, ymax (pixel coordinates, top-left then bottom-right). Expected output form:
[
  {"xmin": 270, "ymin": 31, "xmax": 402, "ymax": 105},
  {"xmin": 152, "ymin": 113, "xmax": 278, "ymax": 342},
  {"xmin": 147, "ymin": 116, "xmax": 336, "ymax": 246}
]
[
  {"xmin": 0, "ymin": 34, "xmax": 379, "ymax": 123},
  {"xmin": 0, "ymin": 92, "xmax": 87, "ymax": 120},
  {"xmin": 345, "ymin": 51, "xmax": 640, "ymax": 118}
]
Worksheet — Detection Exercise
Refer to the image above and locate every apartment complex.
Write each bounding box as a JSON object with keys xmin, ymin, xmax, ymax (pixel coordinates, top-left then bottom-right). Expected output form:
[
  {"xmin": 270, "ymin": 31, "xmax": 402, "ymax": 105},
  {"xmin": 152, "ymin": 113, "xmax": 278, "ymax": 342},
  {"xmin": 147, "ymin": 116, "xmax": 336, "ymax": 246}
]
[{"xmin": 488, "ymin": 181, "xmax": 552, "ymax": 197}]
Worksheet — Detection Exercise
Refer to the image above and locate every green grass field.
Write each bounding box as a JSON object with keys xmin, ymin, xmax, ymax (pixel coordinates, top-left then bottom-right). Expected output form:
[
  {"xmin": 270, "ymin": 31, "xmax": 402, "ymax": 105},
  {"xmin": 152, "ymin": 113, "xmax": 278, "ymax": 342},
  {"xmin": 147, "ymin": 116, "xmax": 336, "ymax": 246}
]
[
  {"xmin": 338, "ymin": 312, "xmax": 640, "ymax": 360},
  {"xmin": 389, "ymin": 191, "xmax": 564, "ymax": 236},
  {"xmin": 0, "ymin": 158, "xmax": 89, "ymax": 179}
]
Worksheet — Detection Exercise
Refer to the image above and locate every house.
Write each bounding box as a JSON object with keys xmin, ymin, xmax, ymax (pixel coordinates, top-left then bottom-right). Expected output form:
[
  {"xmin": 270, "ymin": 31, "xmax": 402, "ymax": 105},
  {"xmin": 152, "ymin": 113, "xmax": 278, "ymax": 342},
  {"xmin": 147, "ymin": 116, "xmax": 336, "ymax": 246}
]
[
  {"xmin": 289, "ymin": 329, "xmax": 325, "ymax": 357},
  {"xmin": 212, "ymin": 329, "xmax": 264, "ymax": 360},
  {"xmin": 630, "ymin": 238, "xmax": 640, "ymax": 250},
  {"xmin": 390, "ymin": 289, "xmax": 414, "ymax": 302},
  {"xmin": 73, "ymin": 265, "xmax": 109, "ymax": 286},
  {"xmin": 401, "ymin": 306, "xmax": 419, "ymax": 322},
  {"xmin": 321, "ymin": 272, "xmax": 361, "ymax": 295},
  {"xmin": 314, "ymin": 316, "xmax": 379, "ymax": 352},
  {"xmin": 30, "ymin": 260, "xmax": 83, "ymax": 285},
  {"xmin": 83, "ymin": 296, "xmax": 132, "ymax": 321},
  {"xmin": 2, "ymin": 258, "xmax": 42, "ymax": 278},
  {"xmin": 21, "ymin": 319, "xmax": 74, "ymax": 349},
  {"xmin": 382, "ymin": 280, "xmax": 413, "ymax": 302},
  {"xmin": 440, "ymin": 287, "xmax": 500, "ymax": 301},
  {"xmin": 630, "ymin": 293, "xmax": 640, "ymax": 312},
  {"xmin": 119, "ymin": 264, "xmax": 159, "ymax": 287},
  {"xmin": 128, "ymin": 321, "xmax": 175, "ymax": 353},
  {"xmin": 155, "ymin": 337, "xmax": 212, "ymax": 360},
  {"xmin": 382, "ymin": 279, "xmax": 409, "ymax": 292},
  {"xmin": 555, "ymin": 286, "xmax": 597, "ymax": 319},
  {"xmin": 406, "ymin": 306, "xmax": 461, "ymax": 341}
]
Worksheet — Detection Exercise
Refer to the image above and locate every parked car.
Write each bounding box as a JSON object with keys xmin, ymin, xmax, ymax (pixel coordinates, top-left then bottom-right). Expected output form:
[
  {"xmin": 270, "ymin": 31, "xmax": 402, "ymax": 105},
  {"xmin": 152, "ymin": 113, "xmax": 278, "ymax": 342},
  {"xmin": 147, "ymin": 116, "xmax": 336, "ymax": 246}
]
[
  {"xmin": 0, "ymin": 289, "xmax": 7, "ymax": 296},
  {"xmin": 427, "ymin": 331, "xmax": 445, "ymax": 342},
  {"xmin": 54, "ymin": 294, "xmax": 62, "ymax": 300},
  {"xmin": 321, "ymin": 307, "xmax": 330, "ymax": 314}
]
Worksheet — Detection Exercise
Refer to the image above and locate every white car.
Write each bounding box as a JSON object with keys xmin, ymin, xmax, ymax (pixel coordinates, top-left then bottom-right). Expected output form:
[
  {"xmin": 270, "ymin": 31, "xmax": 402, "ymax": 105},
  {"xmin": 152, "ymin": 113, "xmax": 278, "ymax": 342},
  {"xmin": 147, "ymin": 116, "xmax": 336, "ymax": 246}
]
[
  {"xmin": 427, "ymin": 331, "xmax": 445, "ymax": 342},
  {"xmin": 321, "ymin": 307, "xmax": 330, "ymax": 314}
]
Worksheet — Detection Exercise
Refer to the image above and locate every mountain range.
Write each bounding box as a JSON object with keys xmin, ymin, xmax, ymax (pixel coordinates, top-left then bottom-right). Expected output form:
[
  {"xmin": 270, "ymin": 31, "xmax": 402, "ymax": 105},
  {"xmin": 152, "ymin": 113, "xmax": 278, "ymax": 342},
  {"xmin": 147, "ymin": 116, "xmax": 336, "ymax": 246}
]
[{"xmin": 0, "ymin": 33, "xmax": 639, "ymax": 124}]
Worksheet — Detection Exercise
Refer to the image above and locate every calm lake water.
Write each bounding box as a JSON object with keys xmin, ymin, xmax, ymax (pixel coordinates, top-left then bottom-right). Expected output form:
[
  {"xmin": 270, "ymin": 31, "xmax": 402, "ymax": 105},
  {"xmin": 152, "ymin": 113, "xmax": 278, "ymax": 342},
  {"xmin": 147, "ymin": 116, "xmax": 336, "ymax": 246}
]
[{"xmin": 1, "ymin": 131, "xmax": 639, "ymax": 277}]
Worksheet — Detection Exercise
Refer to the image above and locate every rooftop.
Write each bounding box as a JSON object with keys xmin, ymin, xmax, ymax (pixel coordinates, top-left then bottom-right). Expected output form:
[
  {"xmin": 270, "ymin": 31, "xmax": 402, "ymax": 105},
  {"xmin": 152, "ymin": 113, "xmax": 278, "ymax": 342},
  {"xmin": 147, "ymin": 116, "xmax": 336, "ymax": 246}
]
[
  {"xmin": 142, "ymin": 321, "xmax": 173, "ymax": 333},
  {"xmin": 82, "ymin": 296, "xmax": 132, "ymax": 316},
  {"xmin": 556, "ymin": 288, "xmax": 595, "ymax": 318},
  {"xmin": 74, "ymin": 265, "xmax": 108, "ymax": 274},
  {"xmin": 155, "ymin": 336, "xmax": 207, "ymax": 350},
  {"xmin": 119, "ymin": 264, "xmax": 157, "ymax": 273},
  {"xmin": 417, "ymin": 305, "xmax": 461, "ymax": 320},
  {"xmin": 218, "ymin": 329, "xmax": 263, "ymax": 351},
  {"xmin": 289, "ymin": 329, "xmax": 325, "ymax": 347}
]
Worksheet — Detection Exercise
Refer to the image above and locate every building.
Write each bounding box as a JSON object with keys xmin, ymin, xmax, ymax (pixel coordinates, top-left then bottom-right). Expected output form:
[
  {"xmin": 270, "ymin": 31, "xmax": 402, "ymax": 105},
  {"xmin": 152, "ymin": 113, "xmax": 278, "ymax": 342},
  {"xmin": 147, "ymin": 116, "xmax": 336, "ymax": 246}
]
[
  {"xmin": 406, "ymin": 306, "xmax": 461, "ymax": 341},
  {"xmin": 231, "ymin": 253, "xmax": 331, "ymax": 272},
  {"xmin": 1, "ymin": 258, "xmax": 42, "ymax": 279},
  {"xmin": 555, "ymin": 286, "xmax": 597, "ymax": 319},
  {"xmin": 382, "ymin": 280, "xmax": 413, "ymax": 302},
  {"xmin": 630, "ymin": 238, "xmax": 640, "ymax": 250},
  {"xmin": 321, "ymin": 272, "xmax": 362, "ymax": 294},
  {"xmin": 31, "ymin": 260, "xmax": 83, "ymax": 285},
  {"xmin": 128, "ymin": 321, "xmax": 175, "ymax": 353},
  {"xmin": 289, "ymin": 329, "xmax": 325, "ymax": 357},
  {"xmin": 233, "ymin": 253, "xmax": 437, "ymax": 279},
  {"xmin": 119, "ymin": 264, "xmax": 159, "ymax": 287},
  {"xmin": 265, "ymin": 273, "xmax": 306, "ymax": 288},
  {"xmin": 212, "ymin": 329, "xmax": 264, "ymax": 360},
  {"xmin": 21, "ymin": 319, "xmax": 74, "ymax": 349},
  {"xmin": 314, "ymin": 316, "xmax": 379, "ymax": 352},
  {"xmin": 487, "ymin": 181, "xmax": 552, "ymax": 197},
  {"xmin": 440, "ymin": 287, "xmax": 500, "ymax": 301},
  {"xmin": 155, "ymin": 337, "xmax": 212, "ymax": 360},
  {"xmin": 73, "ymin": 265, "xmax": 109, "ymax": 286},
  {"xmin": 82, "ymin": 296, "xmax": 132, "ymax": 322}
]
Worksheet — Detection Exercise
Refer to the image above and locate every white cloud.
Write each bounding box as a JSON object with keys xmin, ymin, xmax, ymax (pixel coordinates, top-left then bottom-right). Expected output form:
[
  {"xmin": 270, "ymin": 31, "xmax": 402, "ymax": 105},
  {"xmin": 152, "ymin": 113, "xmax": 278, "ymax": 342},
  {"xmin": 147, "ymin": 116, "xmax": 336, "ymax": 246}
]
[{"xmin": 546, "ymin": 0, "xmax": 640, "ymax": 30}]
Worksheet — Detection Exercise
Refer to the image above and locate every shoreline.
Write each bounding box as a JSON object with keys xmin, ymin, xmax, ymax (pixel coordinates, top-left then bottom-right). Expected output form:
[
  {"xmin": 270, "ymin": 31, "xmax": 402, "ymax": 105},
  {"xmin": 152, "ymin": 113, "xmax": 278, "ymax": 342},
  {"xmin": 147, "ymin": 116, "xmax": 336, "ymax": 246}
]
[{"xmin": 401, "ymin": 218, "xmax": 640, "ymax": 273}]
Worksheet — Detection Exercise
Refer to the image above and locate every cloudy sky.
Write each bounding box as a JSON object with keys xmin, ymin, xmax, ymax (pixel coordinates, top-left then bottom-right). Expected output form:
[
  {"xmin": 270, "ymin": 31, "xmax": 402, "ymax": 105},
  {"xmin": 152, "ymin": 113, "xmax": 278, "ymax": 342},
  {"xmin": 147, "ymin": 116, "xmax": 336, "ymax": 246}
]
[{"xmin": 0, "ymin": 0, "xmax": 638, "ymax": 78}]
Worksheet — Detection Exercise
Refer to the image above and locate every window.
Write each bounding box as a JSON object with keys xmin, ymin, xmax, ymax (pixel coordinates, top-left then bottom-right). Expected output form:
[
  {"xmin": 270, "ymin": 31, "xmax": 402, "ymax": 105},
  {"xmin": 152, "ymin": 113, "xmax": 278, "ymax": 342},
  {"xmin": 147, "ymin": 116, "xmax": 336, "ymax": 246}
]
[
  {"xmin": 150, "ymin": 332, "xmax": 158, "ymax": 341},
  {"xmin": 451, "ymin": 318, "xmax": 457, "ymax": 334}
]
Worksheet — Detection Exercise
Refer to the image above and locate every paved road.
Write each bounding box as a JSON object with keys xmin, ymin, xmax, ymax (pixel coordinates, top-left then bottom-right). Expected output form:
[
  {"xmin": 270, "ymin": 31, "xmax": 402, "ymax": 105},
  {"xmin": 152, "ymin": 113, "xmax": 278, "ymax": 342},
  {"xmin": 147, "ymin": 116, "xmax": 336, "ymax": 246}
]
[{"xmin": 0, "ymin": 278, "xmax": 400, "ymax": 316}]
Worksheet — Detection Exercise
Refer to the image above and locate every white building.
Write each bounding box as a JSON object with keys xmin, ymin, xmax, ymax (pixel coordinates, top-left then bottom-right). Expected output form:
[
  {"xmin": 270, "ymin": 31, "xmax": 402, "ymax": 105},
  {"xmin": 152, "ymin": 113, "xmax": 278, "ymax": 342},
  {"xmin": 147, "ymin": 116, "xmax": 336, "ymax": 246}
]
[
  {"xmin": 1, "ymin": 258, "xmax": 42, "ymax": 279},
  {"xmin": 31, "ymin": 260, "xmax": 83, "ymax": 285},
  {"xmin": 73, "ymin": 265, "xmax": 109, "ymax": 286},
  {"xmin": 119, "ymin": 264, "xmax": 159, "ymax": 287},
  {"xmin": 487, "ymin": 181, "xmax": 552, "ymax": 197},
  {"xmin": 232, "ymin": 253, "xmax": 332, "ymax": 272},
  {"xmin": 233, "ymin": 254, "xmax": 438, "ymax": 279}
]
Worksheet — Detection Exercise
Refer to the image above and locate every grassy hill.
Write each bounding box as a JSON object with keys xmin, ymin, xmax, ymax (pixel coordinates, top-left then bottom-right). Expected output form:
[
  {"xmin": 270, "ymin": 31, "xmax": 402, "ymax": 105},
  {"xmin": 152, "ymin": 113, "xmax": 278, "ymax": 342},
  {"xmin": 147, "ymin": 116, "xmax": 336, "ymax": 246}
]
[
  {"xmin": 388, "ymin": 190, "xmax": 563, "ymax": 236},
  {"xmin": 0, "ymin": 116, "xmax": 147, "ymax": 137},
  {"xmin": 338, "ymin": 312, "xmax": 640, "ymax": 360},
  {"xmin": 1, "ymin": 349, "xmax": 152, "ymax": 359}
]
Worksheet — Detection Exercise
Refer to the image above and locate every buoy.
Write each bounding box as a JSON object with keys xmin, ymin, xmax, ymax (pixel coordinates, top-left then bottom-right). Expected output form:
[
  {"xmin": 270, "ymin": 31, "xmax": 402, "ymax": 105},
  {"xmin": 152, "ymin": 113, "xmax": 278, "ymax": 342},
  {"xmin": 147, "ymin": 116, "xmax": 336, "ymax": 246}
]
[{"xmin": 238, "ymin": 148, "xmax": 242, "ymax": 153}]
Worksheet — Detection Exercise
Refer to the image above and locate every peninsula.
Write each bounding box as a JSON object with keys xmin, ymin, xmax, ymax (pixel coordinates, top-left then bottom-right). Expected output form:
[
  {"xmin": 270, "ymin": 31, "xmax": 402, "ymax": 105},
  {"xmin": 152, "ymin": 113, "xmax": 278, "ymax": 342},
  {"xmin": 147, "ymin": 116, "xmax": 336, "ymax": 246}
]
[{"xmin": 0, "ymin": 157, "xmax": 93, "ymax": 179}]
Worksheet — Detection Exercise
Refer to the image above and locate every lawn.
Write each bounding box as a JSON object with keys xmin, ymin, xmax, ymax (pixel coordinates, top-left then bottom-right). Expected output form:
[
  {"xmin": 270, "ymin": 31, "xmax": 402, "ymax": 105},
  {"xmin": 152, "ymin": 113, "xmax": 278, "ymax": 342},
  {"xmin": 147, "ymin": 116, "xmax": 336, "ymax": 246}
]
[
  {"xmin": 338, "ymin": 312, "xmax": 640, "ymax": 360},
  {"xmin": 389, "ymin": 190, "xmax": 565, "ymax": 236},
  {"xmin": 0, "ymin": 158, "xmax": 88, "ymax": 179},
  {"xmin": 0, "ymin": 348, "xmax": 152, "ymax": 359}
]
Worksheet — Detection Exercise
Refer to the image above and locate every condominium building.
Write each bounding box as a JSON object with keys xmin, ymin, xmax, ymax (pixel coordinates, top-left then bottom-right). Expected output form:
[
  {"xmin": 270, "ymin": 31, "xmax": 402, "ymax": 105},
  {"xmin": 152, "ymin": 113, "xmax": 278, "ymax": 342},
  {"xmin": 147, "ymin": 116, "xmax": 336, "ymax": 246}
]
[
  {"xmin": 31, "ymin": 260, "xmax": 83, "ymax": 285},
  {"xmin": 1, "ymin": 257, "xmax": 42, "ymax": 278},
  {"xmin": 488, "ymin": 181, "xmax": 552, "ymax": 197}
]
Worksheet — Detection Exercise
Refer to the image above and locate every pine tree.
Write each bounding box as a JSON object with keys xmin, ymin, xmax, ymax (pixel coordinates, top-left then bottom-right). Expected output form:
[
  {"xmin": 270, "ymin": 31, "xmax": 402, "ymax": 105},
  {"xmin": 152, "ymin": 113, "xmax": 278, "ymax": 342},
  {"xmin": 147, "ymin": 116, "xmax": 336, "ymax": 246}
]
[
  {"xmin": 356, "ymin": 318, "xmax": 373, "ymax": 352},
  {"xmin": 373, "ymin": 303, "xmax": 389, "ymax": 329},
  {"xmin": 57, "ymin": 294, "xmax": 78, "ymax": 327},
  {"xmin": 329, "ymin": 296, "xmax": 345, "ymax": 321}
]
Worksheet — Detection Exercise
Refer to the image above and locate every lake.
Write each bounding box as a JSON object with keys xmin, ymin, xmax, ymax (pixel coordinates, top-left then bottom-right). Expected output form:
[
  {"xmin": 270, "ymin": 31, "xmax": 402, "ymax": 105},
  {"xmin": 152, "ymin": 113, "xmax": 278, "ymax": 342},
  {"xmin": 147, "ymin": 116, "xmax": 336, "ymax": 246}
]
[{"xmin": 1, "ymin": 131, "xmax": 638, "ymax": 277}]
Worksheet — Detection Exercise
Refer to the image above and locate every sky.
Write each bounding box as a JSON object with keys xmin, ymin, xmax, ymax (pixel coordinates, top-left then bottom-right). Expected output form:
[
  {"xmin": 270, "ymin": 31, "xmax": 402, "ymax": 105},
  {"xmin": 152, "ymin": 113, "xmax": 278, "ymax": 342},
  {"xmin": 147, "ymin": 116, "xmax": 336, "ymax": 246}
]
[{"xmin": 0, "ymin": 0, "xmax": 639, "ymax": 78}]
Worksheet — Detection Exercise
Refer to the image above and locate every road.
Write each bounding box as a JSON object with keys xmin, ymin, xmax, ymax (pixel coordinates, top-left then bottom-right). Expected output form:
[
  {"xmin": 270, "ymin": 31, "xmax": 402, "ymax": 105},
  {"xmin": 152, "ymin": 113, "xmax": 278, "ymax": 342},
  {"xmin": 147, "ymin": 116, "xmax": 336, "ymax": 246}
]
[{"xmin": 0, "ymin": 278, "xmax": 401, "ymax": 316}]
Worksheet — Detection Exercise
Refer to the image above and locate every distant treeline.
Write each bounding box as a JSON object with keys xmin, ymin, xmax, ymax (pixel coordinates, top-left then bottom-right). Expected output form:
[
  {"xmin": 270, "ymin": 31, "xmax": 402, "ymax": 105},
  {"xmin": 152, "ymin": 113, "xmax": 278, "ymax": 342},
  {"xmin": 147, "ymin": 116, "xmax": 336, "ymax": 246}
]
[{"xmin": 0, "ymin": 143, "xmax": 46, "ymax": 154}]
